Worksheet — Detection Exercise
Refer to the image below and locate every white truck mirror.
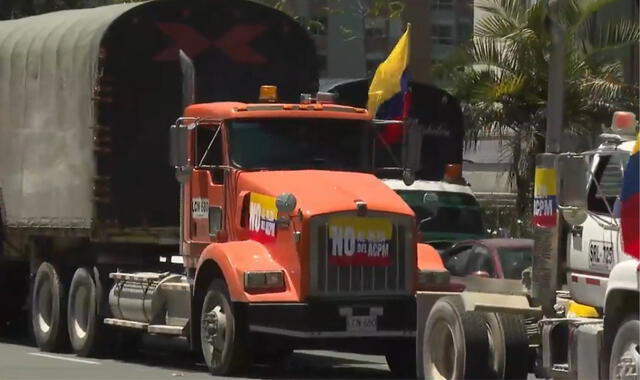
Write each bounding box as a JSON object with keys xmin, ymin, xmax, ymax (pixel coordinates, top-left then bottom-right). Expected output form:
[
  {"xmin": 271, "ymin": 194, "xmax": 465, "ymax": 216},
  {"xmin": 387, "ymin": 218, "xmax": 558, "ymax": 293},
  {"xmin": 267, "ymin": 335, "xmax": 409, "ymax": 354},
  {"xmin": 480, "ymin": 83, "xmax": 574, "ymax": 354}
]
[{"xmin": 557, "ymin": 154, "xmax": 589, "ymax": 225}]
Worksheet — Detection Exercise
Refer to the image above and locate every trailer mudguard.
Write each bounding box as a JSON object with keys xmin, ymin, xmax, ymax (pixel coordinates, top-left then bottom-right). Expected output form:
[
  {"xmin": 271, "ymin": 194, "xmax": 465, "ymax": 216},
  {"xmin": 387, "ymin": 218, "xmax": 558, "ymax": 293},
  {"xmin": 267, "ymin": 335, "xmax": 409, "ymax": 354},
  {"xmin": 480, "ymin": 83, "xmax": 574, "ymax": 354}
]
[{"xmin": 195, "ymin": 240, "xmax": 300, "ymax": 303}]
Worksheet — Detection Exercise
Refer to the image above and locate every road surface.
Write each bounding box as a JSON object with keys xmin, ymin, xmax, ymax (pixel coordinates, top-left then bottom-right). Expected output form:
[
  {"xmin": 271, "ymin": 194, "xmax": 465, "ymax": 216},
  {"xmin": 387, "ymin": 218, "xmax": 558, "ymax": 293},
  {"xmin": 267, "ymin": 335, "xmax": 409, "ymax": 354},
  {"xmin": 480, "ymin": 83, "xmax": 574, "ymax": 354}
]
[{"xmin": 0, "ymin": 335, "xmax": 397, "ymax": 380}]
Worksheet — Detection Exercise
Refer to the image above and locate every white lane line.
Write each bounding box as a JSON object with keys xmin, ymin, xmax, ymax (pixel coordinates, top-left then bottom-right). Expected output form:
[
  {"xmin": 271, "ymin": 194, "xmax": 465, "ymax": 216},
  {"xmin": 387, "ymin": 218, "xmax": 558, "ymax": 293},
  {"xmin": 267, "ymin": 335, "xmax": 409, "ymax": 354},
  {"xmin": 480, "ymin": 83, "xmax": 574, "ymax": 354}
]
[{"xmin": 28, "ymin": 352, "xmax": 100, "ymax": 365}]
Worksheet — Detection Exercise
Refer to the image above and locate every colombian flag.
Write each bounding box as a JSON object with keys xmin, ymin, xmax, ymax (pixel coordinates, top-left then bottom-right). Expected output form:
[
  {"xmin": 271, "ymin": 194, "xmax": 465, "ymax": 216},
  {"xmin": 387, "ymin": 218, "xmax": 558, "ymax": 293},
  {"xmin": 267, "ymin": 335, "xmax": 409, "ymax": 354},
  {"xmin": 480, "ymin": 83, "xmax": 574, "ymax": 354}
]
[
  {"xmin": 621, "ymin": 134, "xmax": 640, "ymax": 259},
  {"xmin": 367, "ymin": 24, "xmax": 411, "ymax": 144}
]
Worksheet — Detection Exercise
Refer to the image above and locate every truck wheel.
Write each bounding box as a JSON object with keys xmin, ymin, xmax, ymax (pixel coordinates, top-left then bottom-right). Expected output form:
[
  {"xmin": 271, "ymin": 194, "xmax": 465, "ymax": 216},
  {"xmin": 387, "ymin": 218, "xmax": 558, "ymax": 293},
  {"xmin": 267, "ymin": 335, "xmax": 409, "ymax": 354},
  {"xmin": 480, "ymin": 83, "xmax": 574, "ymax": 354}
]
[
  {"xmin": 200, "ymin": 279, "xmax": 249, "ymax": 376},
  {"xmin": 499, "ymin": 313, "xmax": 530, "ymax": 379},
  {"xmin": 32, "ymin": 262, "xmax": 68, "ymax": 351},
  {"xmin": 67, "ymin": 267, "xmax": 105, "ymax": 357},
  {"xmin": 609, "ymin": 315, "xmax": 639, "ymax": 380},
  {"xmin": 385, "ymin": 342, "xmax": 417, "ymax": 378},
  {"xmin": 422, "ymin": 297, "xmax": 492, "ymax": 380}
]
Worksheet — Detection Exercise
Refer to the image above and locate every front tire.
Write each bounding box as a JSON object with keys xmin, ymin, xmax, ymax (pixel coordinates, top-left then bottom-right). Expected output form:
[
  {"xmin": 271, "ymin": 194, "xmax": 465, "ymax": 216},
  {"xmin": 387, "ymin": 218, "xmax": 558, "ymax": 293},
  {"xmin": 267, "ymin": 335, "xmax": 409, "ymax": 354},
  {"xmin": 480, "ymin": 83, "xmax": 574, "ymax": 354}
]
[
  {"xmin": 609, "ymin": 316, "xmax": 640, "ymax": 380},
  {"xmin": 200, "ymin": 279, "xmax": 249, "ymax": 376},
  {"xmin": 32, "ymin": 262, "xmax": 68, "ymax": 351},
  {"xmin": 67, "ymin": 267, "xmax": 105, "ymax": 357}
]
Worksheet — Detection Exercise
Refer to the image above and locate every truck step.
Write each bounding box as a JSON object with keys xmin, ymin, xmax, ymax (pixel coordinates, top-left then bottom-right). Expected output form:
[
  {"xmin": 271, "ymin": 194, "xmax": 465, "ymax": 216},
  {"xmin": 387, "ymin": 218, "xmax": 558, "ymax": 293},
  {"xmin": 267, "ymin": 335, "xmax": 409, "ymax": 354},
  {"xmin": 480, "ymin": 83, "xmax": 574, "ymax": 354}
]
[
  {"xmin": 147, "ymin": 324, "xmax": 185, "ymax": 336},
  {"xmin": 109, "ymin": 272, "xmax": 170, "ymax": 282},
  {"xmin": 104, "ymin": 318, "xmax": 186, "ymax": 336},
  {"xmin": 104, "ymin": 318, "xmax": 148, "ymax": 330}
]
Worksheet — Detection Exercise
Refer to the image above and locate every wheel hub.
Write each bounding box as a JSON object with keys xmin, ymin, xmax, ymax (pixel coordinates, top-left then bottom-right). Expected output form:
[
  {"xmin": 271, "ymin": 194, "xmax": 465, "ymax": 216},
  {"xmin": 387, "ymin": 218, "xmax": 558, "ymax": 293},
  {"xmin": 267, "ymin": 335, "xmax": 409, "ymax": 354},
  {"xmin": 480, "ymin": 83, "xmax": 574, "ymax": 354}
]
[
  {"xmin": 204, "ymin": 306, "xmax": 227, "ymax": 350},
  {"xmin": 615, "ymin": 345, "xmax": 639, "ymax": 380}
]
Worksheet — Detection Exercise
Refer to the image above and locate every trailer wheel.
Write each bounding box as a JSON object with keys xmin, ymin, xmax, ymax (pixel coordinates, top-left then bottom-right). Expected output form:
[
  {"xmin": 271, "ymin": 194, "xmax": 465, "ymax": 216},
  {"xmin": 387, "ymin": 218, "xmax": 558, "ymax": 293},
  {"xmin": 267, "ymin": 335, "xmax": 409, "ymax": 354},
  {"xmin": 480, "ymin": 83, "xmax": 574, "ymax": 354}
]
[
  {"xmin": 67, "ymin": 267, "xmax": 106, "ymax": 357},
  {"xmin": 422, "ymin": 296, "xmax": 492, "ymax": 379},
  {"xmin": 32, "ymin": 262, "xmax": 67, "ymax": 351},
  {"xmin": 609, "ymin": 315, "xmax": 639, "ymax": 380},
  {"xmin": 499, "ymin": 313, "xmax": 530, "ymax": 379},
  {"xmin": 200, "ymin": 279, "xmax": 249, "ymax": 376}
]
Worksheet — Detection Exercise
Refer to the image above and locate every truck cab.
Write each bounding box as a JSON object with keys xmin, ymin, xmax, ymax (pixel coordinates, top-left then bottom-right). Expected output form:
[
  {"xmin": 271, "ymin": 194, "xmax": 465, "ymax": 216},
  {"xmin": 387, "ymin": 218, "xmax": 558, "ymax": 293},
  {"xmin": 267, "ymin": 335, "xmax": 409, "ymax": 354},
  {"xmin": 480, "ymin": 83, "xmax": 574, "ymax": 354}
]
[
  {"xmin": 562, "ymin": 113, "xmax": 637, "ymax": 308},
  {"xmin": 152, "ymin": 87, "xmax": 440, "ymax": 376},
  {"xmin": 534, "ymin": 111, "xmax": 640, "ymax": 379},
  {"xmin": 382, "ymin": 166, "xmax": 485, "ymax": 251}
]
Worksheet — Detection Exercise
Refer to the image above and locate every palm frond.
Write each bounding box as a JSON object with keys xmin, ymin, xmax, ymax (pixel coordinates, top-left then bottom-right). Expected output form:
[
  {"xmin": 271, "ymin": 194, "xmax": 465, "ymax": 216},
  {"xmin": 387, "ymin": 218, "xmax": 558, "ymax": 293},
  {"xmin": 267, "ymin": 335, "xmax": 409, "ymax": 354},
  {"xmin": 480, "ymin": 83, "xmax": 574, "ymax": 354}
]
[
  {"xmin": 588, "ymin": 19, "xmax": 640, "ymax": 58},
  {"xmin": 475, "ymin": 14, "xmax": 518, "ymax": 38}
]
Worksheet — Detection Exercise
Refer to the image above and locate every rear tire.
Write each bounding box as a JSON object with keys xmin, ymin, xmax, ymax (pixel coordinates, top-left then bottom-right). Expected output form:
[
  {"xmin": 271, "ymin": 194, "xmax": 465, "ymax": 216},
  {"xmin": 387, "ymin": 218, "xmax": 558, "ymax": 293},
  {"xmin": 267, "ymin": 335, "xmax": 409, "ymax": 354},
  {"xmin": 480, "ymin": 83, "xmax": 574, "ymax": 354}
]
[
  {"xmin": 499, "ymin": 313, "xmax": 530, "ymax": 379},
  {"xmin": 422, "ymin": 296, "xmax": 493, "ymax": 379},
  {"xmin": 32, "ymin": 262, "xmax": 68, "ymax": 351},
  {"xmin": 67, "ymin": 267, "xmax": 105, "ymax": 357},
  {"xmin": 200, "ymin": 279, "xmax": 249, "ymax": 376}
]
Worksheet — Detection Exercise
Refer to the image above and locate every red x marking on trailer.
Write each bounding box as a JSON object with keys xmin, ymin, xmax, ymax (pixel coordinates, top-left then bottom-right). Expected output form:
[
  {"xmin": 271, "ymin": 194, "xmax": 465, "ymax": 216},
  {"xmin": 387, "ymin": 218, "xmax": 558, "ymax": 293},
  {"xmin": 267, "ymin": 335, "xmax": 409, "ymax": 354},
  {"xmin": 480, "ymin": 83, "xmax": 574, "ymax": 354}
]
[{"xmin": 154, "ymin": 23, "xmax": 268, "ymax": 64}]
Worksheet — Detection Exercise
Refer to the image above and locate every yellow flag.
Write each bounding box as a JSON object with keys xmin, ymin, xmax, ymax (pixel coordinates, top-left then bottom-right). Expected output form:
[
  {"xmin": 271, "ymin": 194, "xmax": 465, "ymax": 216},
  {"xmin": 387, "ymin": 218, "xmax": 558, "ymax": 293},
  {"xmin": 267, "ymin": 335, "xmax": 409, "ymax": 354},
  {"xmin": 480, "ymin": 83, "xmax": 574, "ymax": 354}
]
[{"xmin": 367, "ymin": 24, "xmax": 411, "ymax": 117}]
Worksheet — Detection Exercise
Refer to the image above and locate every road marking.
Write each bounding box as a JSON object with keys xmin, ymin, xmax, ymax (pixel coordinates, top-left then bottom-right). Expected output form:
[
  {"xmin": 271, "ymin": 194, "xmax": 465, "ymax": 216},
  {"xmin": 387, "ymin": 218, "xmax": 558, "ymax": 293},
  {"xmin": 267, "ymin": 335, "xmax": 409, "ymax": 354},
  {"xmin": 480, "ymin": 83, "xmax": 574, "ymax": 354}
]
[{"xmin": 28, "ymin": 352, "xmax": 100, "ymax": 365}]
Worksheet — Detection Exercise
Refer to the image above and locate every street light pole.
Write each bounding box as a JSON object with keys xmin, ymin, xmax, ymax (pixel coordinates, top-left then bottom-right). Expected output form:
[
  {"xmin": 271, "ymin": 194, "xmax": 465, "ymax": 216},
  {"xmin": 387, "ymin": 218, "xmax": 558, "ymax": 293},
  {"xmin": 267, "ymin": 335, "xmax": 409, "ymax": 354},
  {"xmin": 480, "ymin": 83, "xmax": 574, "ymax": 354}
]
[
  {"xmin": 545, "ymin": 0, "xmax": 564, "ymax": 153},
  {"xmin": 531, "ymin": 0, "xmax": 566, "ymax": 316}
]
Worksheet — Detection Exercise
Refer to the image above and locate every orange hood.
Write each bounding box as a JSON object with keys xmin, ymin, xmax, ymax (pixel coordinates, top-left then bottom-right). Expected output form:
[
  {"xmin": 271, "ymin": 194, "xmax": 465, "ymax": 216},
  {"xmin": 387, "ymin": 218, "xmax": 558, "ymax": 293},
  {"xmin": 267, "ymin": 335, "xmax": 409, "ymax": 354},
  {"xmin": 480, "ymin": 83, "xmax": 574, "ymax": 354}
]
[{"xmin": 237, "ymin": 170, "xmax": 414, "ymax": 217}]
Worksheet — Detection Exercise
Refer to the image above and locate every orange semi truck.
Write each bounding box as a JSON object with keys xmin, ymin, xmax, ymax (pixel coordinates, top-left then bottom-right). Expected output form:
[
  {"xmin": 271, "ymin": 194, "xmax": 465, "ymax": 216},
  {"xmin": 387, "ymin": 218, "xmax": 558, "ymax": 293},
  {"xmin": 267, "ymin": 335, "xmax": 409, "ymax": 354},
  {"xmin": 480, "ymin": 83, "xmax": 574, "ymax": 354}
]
[{"xmin": 0, "ymin": 0, "xmax": 445, "ymax": 376}]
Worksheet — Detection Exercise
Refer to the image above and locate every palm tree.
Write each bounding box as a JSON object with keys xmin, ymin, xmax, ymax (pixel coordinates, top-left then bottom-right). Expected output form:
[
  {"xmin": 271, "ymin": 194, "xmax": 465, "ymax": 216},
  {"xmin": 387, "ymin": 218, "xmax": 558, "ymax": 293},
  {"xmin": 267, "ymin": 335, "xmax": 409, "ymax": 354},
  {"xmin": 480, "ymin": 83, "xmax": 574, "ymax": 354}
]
[{"xmin": 438, "ymin": 0, "xmax": 639, "ymax": 224}]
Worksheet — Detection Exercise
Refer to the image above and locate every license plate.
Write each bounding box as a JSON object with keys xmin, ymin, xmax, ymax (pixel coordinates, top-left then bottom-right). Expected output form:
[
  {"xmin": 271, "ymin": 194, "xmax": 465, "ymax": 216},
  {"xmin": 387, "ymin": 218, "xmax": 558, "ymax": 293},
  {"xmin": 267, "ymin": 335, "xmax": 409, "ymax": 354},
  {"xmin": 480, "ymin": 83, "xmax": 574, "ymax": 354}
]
[
  {"xmin": 346, "ymin": 316, "xmax": 377, "ymax": 332},
  {"xmin": 589, "ymin": 240, "xmax": 614, "ymax": 271}
]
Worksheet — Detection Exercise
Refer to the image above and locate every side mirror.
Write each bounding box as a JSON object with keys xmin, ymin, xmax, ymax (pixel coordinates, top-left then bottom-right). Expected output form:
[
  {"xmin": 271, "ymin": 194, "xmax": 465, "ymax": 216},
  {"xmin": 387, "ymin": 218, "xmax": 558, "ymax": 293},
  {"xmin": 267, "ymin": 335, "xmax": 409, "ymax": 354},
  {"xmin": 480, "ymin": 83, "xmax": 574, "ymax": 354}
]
[
  {"xmin": 557, "ymin": 154, "xmax": 589, "ymax": 225},
  {"xmin": 169, "ymin": 124, "xmax": 189, "ymax": 168},
  {"xmin": 402, "ymin": 119, "xmax": 422, "ymax": 185}
]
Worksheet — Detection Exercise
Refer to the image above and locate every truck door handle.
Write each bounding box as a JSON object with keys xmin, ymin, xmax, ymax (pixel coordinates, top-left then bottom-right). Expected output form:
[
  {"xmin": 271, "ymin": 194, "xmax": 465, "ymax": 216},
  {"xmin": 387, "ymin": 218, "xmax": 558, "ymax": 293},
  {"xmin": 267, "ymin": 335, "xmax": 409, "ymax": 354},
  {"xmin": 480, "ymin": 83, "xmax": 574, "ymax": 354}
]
[{"xmin": 571, "ymin": 225, "xmax": 583, "ymax": 237}]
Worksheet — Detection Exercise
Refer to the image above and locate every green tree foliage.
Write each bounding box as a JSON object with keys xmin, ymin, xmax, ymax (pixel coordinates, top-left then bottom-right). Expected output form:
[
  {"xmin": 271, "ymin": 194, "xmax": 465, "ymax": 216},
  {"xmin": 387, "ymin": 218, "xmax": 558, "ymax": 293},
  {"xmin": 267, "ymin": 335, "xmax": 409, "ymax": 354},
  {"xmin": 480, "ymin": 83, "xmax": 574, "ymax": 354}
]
[{"xmin": 437, "ymin": 0, "xmax": 640, "ymax": 219}]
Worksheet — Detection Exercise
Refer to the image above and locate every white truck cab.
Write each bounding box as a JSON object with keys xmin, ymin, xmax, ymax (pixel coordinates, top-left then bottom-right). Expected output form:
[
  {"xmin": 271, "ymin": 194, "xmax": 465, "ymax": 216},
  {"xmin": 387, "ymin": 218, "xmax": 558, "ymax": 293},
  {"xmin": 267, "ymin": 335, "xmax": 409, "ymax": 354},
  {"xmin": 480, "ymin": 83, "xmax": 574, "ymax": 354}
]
[
  {"xmin": 566, "ymin": 135, "xmax": 636, "ymax": 308},
  {"xmin": 537, "ymin": 111, "xmax": 640, "ymax": 379},
  {"xmin": 382, "ymin": 166, "xmax": 485, "ymax": 251}
]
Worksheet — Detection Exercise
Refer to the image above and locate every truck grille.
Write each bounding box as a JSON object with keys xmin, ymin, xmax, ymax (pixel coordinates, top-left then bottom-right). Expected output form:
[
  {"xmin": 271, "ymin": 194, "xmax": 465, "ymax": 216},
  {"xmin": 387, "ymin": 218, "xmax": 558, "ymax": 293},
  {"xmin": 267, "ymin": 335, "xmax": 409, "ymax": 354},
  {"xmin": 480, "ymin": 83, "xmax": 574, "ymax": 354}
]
[{"xmin": 309, "ymin": 212, "xmax": 414, "ymax": 296}]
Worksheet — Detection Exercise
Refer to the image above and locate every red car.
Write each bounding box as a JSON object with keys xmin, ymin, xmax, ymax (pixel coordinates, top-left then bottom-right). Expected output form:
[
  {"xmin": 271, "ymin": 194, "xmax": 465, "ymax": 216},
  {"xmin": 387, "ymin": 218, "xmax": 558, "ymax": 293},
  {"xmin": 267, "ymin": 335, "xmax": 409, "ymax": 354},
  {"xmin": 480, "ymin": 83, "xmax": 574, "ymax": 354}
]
[{"xmin": 440, "ymin": 238, "xmax": 533, "ymax": 280}]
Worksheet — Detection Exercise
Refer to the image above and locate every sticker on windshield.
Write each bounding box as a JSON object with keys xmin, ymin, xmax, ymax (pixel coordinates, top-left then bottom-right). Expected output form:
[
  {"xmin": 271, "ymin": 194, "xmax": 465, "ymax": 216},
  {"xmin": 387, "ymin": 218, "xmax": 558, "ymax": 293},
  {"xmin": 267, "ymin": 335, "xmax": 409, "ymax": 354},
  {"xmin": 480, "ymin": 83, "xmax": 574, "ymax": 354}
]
[
  {"xmin": 533, "ymin": 168, "xmax": 557, "ymax": 227},
  {"xmin": 327, "ymin": 217, "xmax": 393, "ymax": 266},
  {"xmin": 249, "ymin": 193, "xmax": 277, "ymax": 243}
]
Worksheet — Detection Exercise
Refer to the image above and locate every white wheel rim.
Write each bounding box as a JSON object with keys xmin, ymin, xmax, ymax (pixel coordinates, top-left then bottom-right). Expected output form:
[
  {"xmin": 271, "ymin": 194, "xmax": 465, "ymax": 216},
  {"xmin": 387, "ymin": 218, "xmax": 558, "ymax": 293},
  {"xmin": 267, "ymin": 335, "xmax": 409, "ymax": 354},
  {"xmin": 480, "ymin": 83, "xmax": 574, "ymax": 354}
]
[
  {"xmin": 36, "ymin": 277, "xmax": 53, "ymax": 334},
  {"xmin": 614, "ymin": 342, "xmax": 640, "ymax": 380},
  {"xmin": 72, "ymin": 285, "xmax": 90, "ymax": 340},
  {"xmin": 428, "ymin": 320, "xmax": 456, "ymax": 380},
  {"xmin": 202, "ymin": 294, "xmax": 230, "ymax": 369}
]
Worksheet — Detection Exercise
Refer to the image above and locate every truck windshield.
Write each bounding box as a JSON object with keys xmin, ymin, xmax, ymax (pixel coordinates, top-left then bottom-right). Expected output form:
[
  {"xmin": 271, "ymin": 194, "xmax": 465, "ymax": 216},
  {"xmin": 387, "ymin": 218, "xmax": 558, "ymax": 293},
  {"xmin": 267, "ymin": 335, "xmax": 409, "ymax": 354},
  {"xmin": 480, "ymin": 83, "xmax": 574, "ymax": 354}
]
[
  {"xmin": 229, "ymin": 118, "xmax": 373, "ymax": 171},
  {"xmin": 396, "ymin": 190, "xmax": 485, "ymax": 242}
]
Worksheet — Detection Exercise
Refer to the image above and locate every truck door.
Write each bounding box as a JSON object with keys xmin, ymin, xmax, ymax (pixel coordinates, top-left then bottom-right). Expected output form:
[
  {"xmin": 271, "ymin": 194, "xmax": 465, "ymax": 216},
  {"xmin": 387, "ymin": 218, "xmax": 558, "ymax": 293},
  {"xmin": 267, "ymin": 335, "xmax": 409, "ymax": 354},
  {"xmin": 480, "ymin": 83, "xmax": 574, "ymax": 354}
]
[
  {"xmin": 190, "ymin": 123, "xmax": 225, "ymax": 246},
  {"xmin": 567, "ymin": 152, "xmax": 622, "ymax": 306}
]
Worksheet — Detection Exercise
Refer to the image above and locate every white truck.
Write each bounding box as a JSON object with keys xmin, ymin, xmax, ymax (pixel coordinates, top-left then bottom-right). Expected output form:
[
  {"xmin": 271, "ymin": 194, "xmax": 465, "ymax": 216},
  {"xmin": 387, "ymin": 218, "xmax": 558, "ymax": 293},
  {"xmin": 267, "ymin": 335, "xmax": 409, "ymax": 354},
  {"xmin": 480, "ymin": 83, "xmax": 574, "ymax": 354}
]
[
  {"xmin": 533, "ymin": 111, "xmax": 639, "ymax": 379},
  {"xmin": 414, "ymin": 111, "xmax": 639, "ymax": 379}
]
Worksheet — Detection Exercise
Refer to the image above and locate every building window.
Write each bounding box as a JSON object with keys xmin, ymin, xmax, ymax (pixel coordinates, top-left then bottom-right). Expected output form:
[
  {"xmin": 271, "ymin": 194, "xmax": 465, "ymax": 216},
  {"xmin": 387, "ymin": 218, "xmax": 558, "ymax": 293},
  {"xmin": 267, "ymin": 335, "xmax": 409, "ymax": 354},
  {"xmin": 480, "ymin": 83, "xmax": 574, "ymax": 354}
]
[
  {"xmin": 432, "ymin": 24, "xmax": 454, "ymax": 45},
  {"xmin": 365, "ymin": 17, "xmax": 387, "ymax": 38},
  {"xmin": 432, "ymin": 0, "xmax": 453, "ymax": 11}
]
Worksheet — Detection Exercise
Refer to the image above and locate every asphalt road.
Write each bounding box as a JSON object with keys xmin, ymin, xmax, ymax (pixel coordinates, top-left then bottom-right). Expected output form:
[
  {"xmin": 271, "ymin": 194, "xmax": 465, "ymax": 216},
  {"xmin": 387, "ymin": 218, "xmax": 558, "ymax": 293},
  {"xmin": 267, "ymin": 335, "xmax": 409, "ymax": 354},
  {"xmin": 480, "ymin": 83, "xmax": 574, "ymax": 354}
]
[{"xmin": 0, "ymin": 335, "xmax": 398, "ymax": 380}]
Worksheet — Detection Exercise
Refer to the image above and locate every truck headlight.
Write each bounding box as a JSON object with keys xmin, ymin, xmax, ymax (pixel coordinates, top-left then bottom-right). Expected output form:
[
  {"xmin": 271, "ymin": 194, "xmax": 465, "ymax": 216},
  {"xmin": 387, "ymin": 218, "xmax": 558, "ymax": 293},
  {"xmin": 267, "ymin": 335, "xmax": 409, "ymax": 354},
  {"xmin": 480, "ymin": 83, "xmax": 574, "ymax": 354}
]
[{"xmin": 244, "ymin": 271, "xmax": 285, "ymax": 292}]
